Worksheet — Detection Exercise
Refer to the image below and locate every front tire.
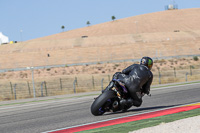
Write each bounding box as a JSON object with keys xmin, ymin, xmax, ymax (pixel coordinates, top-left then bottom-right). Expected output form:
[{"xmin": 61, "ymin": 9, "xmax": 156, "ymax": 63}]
[{"xmin": 91, "ymin": 90, "xmax": 117, "ymax": 116}]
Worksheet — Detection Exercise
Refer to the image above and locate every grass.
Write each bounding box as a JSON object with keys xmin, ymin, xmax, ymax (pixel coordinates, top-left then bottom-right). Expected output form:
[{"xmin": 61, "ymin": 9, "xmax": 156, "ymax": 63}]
[
  {"xmin": 1, "ymin": 71, "xmax": 200, "ymax": 101},
  {"xmin": 0, "ymin": 74, "xmax": 111, "ymax": 101},
  {"xmin": 0, "ymin": 58, "xmax": 200, "ymax": 101},
  {"xmin": 0, "ymin": 93, "xmax": 99, "ymax": 107}
]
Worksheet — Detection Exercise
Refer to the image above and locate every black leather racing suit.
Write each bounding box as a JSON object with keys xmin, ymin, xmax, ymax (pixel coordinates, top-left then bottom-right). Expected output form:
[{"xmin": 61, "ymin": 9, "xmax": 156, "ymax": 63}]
[{"xmin": 105, "ymin": 64, "xmax": 153, "ymax": 107}]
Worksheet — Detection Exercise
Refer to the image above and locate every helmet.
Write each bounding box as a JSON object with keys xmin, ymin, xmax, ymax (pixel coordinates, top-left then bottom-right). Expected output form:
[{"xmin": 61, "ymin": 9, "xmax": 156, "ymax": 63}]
[{"xmin": 140, "ymin": 57, "xmax": 153, "ymax": 70}]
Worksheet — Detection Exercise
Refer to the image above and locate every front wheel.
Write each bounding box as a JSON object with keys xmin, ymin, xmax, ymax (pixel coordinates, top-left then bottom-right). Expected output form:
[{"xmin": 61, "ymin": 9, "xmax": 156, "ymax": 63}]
[{"xmin": 91, "ymin": 90, "xmax": 117, "ymax": 116}]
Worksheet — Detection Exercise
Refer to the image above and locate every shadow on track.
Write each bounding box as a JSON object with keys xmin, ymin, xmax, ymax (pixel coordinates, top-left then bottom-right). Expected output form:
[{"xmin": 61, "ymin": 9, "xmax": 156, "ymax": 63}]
[{"xmin": 104, "ymin": 104, "xmax": 182, "ymax": 116}]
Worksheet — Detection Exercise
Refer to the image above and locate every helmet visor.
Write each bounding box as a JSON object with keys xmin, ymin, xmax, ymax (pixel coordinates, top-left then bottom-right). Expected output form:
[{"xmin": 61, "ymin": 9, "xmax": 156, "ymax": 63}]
[{"xmin": 148, "ymin": 59, "xmax": 153, "ymax": 70}]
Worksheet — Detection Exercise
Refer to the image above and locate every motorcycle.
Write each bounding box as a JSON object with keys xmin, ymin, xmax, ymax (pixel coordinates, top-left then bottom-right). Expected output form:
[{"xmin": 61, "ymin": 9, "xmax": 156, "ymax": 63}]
[{"xmin": 91, "ymin": 79, "xmax": 140, "ymax": 116}]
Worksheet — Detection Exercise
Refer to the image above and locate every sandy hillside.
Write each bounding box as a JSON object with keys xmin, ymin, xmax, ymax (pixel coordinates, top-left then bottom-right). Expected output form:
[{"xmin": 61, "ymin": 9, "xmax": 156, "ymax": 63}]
[{"xmin": 0, "ymin": 8, "xmax": 199, "ymax": 69}]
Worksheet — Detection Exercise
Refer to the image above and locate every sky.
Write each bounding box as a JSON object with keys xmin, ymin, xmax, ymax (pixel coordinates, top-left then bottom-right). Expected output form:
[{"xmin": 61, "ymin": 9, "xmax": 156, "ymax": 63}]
[{"xmin": 0, "ymin": 0, "xmax": 199, "ymax": 42}]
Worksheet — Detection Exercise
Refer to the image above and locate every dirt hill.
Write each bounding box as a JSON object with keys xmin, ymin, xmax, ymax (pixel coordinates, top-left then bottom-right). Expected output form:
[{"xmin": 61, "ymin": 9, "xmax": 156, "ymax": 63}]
[{"xmin": 0, "ymin": 8, "xmax": 200, "ymax": 69}]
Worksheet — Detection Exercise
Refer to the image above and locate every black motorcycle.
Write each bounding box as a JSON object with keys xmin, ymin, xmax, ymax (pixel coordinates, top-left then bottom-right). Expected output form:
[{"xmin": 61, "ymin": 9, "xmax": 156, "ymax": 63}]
[{"xmin": 91, "ymin": 79, "xmax": 140, "ymax": 116}]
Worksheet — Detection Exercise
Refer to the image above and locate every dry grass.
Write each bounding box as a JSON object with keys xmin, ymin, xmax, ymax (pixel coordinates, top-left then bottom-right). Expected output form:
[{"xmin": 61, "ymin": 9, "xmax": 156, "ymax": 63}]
[{"xmin": 0, "ymin": 57, "xmax": 200, "ymax": 101}]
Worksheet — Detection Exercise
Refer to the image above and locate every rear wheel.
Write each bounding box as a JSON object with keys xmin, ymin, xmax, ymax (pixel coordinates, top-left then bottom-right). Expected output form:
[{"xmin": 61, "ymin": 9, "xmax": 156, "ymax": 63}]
[{"xmin": 91, "ymin": 90, "xmax": 117, "ymax": 116}]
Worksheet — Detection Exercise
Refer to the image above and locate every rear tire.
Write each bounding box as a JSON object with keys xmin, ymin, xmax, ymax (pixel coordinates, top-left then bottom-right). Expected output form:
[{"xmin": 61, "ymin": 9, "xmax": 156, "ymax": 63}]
[{"xmin": 91, "ymin": 90, "xmax": 117, "ymax": 116}]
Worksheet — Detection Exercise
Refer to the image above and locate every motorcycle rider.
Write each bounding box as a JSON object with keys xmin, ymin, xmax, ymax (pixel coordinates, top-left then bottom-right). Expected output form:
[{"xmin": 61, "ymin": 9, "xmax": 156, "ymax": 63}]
[{"xmin": 103, "ymin": 57, "xmax": 153, "ymax": 109}]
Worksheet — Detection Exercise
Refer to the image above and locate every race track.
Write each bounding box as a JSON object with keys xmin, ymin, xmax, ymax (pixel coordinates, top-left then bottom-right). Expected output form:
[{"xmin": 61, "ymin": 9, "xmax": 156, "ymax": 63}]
[{"xmin": 0, "ymin": 82, "xmax": 200, "ymax": 133}]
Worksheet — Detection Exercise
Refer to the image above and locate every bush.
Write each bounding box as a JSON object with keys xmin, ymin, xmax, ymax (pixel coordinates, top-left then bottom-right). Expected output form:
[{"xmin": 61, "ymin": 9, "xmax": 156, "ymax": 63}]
[
  {"xmin": 115, "ymin": 64, "xmax": 119, "ymax": 67},
  {"xmin": 193, "ymin": 56, "xmax": 199, "ymax": 61},
  {"xmin": 46, "ymin": 68, "xmax": 51, "ymax": 71}
]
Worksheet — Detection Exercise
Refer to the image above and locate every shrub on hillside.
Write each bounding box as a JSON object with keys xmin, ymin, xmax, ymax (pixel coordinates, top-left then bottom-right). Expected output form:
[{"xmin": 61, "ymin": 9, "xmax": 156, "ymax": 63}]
[{"xmin": 193, "ymin": 56, "xmax": 199, "ymax": 61}]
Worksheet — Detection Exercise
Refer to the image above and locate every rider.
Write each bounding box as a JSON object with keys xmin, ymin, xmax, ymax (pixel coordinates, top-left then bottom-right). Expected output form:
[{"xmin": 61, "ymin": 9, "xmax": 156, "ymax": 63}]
[{"xmin": 103, "ymin": 57, "xmax": 153, "ymax": 108}]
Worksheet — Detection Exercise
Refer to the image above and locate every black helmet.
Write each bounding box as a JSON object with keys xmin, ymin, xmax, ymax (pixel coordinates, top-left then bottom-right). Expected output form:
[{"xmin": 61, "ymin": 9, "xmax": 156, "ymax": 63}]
[{"xmin": 140, "ymin": 57, "xmax": 153, "ymax": 70}]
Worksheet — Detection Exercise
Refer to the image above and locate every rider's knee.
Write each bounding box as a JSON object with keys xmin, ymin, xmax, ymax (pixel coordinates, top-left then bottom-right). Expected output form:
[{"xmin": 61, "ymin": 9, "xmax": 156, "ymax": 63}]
[{"xmin": 132, "ymin": 100, "xmax": 142, "ymax": 107}]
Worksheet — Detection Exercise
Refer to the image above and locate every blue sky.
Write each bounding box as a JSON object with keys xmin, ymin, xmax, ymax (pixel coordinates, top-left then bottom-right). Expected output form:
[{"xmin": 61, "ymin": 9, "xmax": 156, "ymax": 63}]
[{"xmin": 0, "ymin": 0, "xmax": 199, "ymax": 41}]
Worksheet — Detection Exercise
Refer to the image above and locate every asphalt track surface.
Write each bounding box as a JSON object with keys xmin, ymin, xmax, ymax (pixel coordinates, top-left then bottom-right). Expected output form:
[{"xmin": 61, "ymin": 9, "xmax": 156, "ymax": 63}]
[{"xmin": 0, "ymin": 82, "xmax": 200, "ymax": 133}]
